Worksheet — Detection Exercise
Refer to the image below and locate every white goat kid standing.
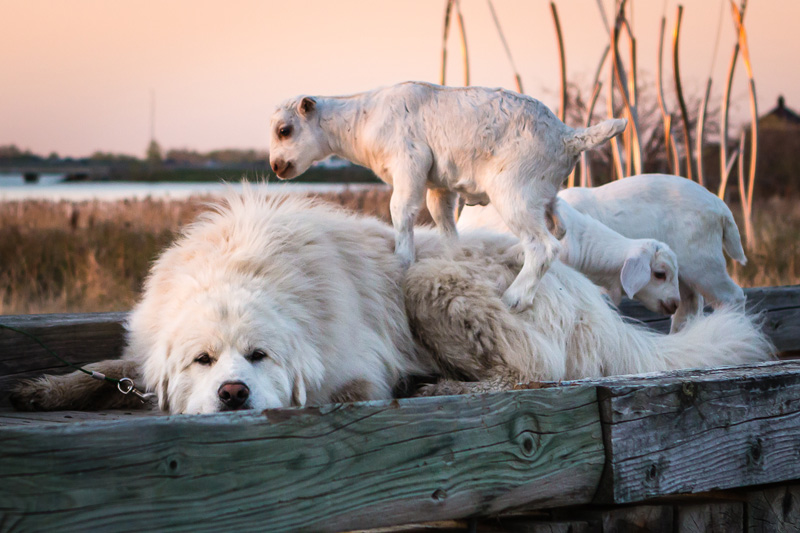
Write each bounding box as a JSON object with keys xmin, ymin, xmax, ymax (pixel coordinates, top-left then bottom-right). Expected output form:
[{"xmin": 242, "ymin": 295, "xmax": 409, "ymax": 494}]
[
  {"xmin": 268, "ymin": 81, "xmax": 627, "ymax": 310},
  {"xmin": 559, "ymin": 173, "xmax": 748, "ymax": 332},
  {"xmin": 458, "ymin": 200, "xmax": 681, "ymax": 315}
]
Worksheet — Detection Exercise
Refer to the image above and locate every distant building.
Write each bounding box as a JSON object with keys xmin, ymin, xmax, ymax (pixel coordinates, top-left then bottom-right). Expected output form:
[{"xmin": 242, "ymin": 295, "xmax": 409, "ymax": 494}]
[
  {"xmin": 760, "ymin": 96, "xmax": 800, "ymax": 130},
  {"xmin": 753, "ymin": 96, "xmax": 800, "ymax": 197}
]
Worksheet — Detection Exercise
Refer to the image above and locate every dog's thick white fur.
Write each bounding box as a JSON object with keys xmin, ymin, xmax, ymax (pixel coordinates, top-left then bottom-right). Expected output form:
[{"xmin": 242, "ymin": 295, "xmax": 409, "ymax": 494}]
[
  {"xmin": 458, "ymin": 200, "xmax": 681, "ymax": 316},
  {"xmin": 559, "ymin": 174, "xmax": 747, "ymax": 332},
  {"xmin": 269, "ymin": 81, "xmax": 627, "ymax": 311},
  {"xmin": 10, "ymin": 190, "xmax": 773, "ymax": 414}
]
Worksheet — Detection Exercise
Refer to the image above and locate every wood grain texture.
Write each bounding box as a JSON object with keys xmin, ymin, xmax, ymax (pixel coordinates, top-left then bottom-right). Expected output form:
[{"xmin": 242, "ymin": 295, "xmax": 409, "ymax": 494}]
[
  {"xmin": 493, "ymin": 519, "xmax": 597, "ymax": 533},
  {"xmin": 0, "ymin": 387, "xmax": 604, "ymax": 533},
  {"xmin": 594, "ymin": 361, "xmax": 800, "ymax": 504},
  {"xmin": 600, "ymin": 505, "xmax": 673, "ymax": 533},
  {"xmin": 0, "ymin": 406, "xmax": 162, "ymax": 426},
  {"xmin": 0, "ymin": 312, "xmax": 128, "ymax": 399},
  {"xmin": 675, "ymin": 502, "xmax": 743, "ymax": 533},
  {"xmin": 746, "ymin": 485, "xmax": 800, "ymax": 532}
]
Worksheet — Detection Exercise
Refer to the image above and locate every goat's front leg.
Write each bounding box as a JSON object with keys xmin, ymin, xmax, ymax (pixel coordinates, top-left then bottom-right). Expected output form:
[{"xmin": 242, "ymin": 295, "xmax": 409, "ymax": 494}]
[
  {"xmin": 386, "ymin": 151, "xmax": 431, "ymax": 268},
  {"xmin": 670, "ymin": 279, "xmax": 704, "ymax": 333},
  {"xmin": 426, "ymin": 188, "xmax": 459, "ymax": 239},
  {"xmin": 388, "ymin": 172, "xmax": 428, "ymax": 269}
]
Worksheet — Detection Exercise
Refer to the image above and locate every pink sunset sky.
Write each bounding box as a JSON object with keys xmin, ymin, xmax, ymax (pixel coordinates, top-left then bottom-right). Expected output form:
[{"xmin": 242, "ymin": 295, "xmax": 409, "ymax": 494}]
[{"xmin": 2, "ymin": 0, "xmax": 799, "ymax": 158}]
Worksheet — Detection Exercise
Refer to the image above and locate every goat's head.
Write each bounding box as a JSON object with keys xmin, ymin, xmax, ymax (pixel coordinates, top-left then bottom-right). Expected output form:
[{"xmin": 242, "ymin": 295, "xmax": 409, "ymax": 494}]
[
  {"xmin": 269, "ymin": 96, "xmax": 327, "ymax": 180},
  {"xmin": 620, "ymin": 240, "xmax": 681, "ymax": 316}
]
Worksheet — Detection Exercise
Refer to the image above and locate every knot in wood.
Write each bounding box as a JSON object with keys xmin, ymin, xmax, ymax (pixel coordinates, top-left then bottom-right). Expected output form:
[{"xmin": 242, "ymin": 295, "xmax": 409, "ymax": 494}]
[
  {"xmin": 516, "ymin": 430, "xmax": 539, "ymax": 457},
  {"xmin": 747, "ymin": 438, "xmax": 763, "ymax": 466},
  {"xmin": 646, "ymin": 463, "xmax": 659, "ymax": 481},
  {"xmin": 431, "ymin": 488, "xmax": 447, "ymax": 501}
]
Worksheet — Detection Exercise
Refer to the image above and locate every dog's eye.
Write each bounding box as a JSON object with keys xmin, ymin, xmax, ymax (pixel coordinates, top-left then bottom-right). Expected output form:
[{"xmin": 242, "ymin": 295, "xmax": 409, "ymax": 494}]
[
  {"xmin": 278, "ymin": 126, "xmax": 292, "ymax": 138},
  {"xmin": 248, "ymin": 349, "xmax": 269, "ymax": 363},
  {"xmin": 195, "ymin": 353, "xmax": 212, "ymax": 365},
  {"xmin": 654, "ymin": 271, "xmax": 667, "ymax": 280}
]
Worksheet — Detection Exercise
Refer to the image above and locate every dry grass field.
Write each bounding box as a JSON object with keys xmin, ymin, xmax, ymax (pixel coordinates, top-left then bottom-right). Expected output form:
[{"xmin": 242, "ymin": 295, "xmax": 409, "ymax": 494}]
[{"xmin": 0, "ymin": 187, "xmax": 797, "ymax": 315}]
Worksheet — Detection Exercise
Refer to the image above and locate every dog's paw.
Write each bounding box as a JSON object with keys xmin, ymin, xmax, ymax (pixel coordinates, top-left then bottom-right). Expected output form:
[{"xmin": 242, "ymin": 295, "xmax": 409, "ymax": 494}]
[
  {"xmin": 9, "ymin": 378, "xmax": 59, "ymax": 411},
  {"xmin": 414, "ymin": 380, "xmax": 471, "ymax": 397}
]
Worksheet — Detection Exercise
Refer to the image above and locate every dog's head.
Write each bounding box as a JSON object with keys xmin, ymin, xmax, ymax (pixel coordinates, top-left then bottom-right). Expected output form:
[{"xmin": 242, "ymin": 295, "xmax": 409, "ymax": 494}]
[
  {"xmin": 132, "ymin": 282, "xmax": 323, "ymax": 414},
  {"xmin": 269, "ymin": 96, "xmax": 328, "ymax": 180}
]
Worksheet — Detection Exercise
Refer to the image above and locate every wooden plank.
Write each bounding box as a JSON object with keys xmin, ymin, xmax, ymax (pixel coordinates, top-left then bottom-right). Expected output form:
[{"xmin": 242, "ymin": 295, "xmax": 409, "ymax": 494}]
[
  {"xmin": 675, "ymin": 502, "xmax": 743, "ymax": 533},
  {"xmin": 600, "ymin": 505, "xmax": 673, "ymax": 533},
  {"xmin": 592, "ymin": 361, "xmax": 800, "ymax": 504},
  {"xmin": 493, "ymin": 518, "xmax": 598, "ymax": 532},
  {"xmin": 745, "ymin": 485, "xmax": 800, "ymax": 532},
  {"xmin": 0, "ymin": 386, "xmax": 604, "ymax": 533},
  {"xmin": 0, "ymin": 312, "xmax": 128, "ymax": 399},
  {"xmin": 0, "ymin": 406, "xmax": 162, "ymax": 426}
]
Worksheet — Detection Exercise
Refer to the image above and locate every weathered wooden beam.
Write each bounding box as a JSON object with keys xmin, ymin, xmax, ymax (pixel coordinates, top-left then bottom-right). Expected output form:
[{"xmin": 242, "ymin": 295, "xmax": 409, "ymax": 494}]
[
  {"xmin": 0, "ymin": 387, "xmax": 604, "ymax": 532},
  {"xmin": 745, "ymin": 484, "xmax": 800, "ymax": 532},
  {"xmin": 675, "ymin": 502, "xmax": 744, "ymax": 533},
  {"xmin": 0, "ymin": 312, "xmax": 127, "ymax": 399},
  {"xmin": 591, "ymin": 360, "xmax": 800, "ymax": 504}
]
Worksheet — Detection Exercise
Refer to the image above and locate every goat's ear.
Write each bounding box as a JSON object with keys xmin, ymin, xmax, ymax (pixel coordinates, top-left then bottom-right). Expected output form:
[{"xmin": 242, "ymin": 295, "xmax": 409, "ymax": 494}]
[
  {"xmin": 291, "ymin": 372, "xmax": 307, "ymax": 407},
  {"xmin": 298, "ymin": 97, "xmax": 316, "ymax": 116},
  {"xmin": 620, "ymin": 251, "xmax": 652, "ymax": 299}
]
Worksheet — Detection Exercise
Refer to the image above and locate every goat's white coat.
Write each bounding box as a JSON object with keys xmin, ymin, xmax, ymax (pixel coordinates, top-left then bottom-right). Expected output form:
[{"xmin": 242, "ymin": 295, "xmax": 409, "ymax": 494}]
[
  {"xmin": 458, "ymin": 200, "xmax": 681, "ymax": 315},
  {"xmin": 268, "ymin": 81, "xmax": 626, "ymax": 310},
  {"xmin": 559, "ymin": 174, "xmax": 747, "ymax": 331}
]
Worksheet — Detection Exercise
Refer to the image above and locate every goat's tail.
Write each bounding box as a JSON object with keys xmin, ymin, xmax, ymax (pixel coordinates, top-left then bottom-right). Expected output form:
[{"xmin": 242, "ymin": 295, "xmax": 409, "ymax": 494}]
[
  {"xmin": 721, "ymin": 205, "xmax": 748, "ymax": 265},
  {"xmin": 644, "ymin": 308, "xmax": 774, "ymax": 370},
  {"xmin": 565, "ymin": 118, "xmax": 628, "ymax": 155}
]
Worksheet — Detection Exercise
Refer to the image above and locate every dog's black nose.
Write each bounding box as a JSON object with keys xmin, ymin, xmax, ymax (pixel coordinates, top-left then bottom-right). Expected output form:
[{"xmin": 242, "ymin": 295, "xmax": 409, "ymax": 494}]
[{"xmin": 218, "ymin": 381, "xmax": 250, "ymax": 410}]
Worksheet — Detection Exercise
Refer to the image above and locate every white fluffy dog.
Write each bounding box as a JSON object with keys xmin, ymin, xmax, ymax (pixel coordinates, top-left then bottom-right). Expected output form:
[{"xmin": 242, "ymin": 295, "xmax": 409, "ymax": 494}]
[
  {"xmin": 11, "ymin": 190, "xmax": 773, "ymax": 414},
  {"xmin": 269, "ymin": 82, "xmax": 627, "ymax": 311}
]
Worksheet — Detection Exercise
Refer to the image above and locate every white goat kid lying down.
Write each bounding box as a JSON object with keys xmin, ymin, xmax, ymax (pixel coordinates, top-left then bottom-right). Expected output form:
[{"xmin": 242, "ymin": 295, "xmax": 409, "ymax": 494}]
[
  {"xmin": 10, "ymin": 192, "xmax": 772, "ymax": 413},
  {"xmin": 559, "ymin": 174, "xmax": 747, "ymax": 332},
  {"xmin": 458, "ymin": 200, "xmax": 681, "ymax": 316},
  {"xmin": 268, "ymin": 81, "xmax": 627, "ymax": 311}
]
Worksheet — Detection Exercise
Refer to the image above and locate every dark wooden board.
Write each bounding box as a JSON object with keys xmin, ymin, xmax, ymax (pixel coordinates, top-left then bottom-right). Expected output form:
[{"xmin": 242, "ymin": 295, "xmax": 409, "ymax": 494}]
[
  {"xmin": 675, "ymin": 502, "xmax": 744, "ymax": 533},
  {"xmin": 593, "ymin": 361, "xmax": 800, "ymax": 504},
  {"xmin": 0, "ymin": 386, "xmax": 604, "ymax": 533},
  {"xmin": 0, "ymin": 312, "xmax": 128, "ymax": 399},
  {"xmin": 745, "ymin": 485, "xmax": 800, "ymax": 532}
]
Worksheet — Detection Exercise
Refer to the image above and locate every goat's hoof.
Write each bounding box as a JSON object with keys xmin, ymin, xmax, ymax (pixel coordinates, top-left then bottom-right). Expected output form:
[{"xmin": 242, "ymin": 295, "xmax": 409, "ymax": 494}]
[{"xmin": 501, "ymin": 289, "xmax": 533, "ymax": 313}]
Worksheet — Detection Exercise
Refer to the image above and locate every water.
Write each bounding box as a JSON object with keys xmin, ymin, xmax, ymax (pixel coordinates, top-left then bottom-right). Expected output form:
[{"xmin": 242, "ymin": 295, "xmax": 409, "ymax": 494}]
[{"xmin": 0, "ymin": 174, "xmax": 387, "ymax": 201}]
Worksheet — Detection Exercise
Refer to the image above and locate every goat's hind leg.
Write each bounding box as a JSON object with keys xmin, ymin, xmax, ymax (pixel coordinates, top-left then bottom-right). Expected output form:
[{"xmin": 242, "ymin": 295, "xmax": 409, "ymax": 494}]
[
  {"xmin": 491, "ymin": 191, "xmax": 561, "ymax": 311},
  {"xmin": 426, "ymin": 188, "xmax": 459, "ymax": 239}
]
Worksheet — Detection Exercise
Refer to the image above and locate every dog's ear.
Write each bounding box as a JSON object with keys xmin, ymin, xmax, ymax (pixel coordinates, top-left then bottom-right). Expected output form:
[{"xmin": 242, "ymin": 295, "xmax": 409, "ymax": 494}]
[
  {"xmin": 621, "ymin": 251, "xmax": 652, "ymax": 299},
  {"xmin": 291, "ymin": 372, "xmax": 307, "ymax": 407}
]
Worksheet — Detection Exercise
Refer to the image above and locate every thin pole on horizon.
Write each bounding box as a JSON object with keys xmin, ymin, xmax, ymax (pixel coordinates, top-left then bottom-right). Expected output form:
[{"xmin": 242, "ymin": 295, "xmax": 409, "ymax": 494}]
[{"xmin": 150, "ymin": 89, "xmax": 156, "ymax": 142}]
